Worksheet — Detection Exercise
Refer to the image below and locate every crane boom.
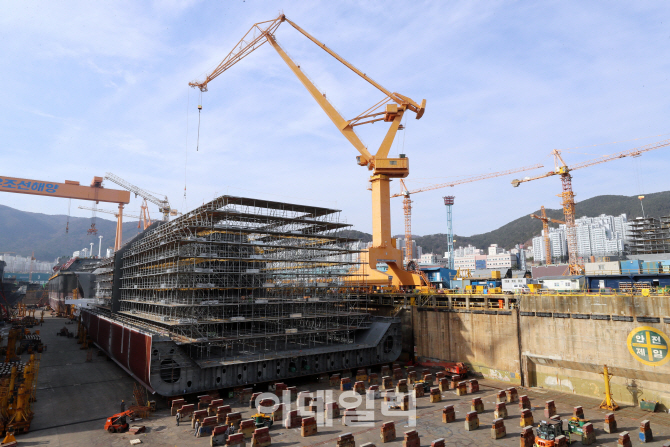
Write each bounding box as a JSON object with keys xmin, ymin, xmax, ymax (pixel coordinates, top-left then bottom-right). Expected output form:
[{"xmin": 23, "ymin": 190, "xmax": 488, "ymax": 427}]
[
  {"xmin": 511, "ymin": 139, "xmax": 670, "ymax": 187},
  {"xmin": 104, "ymin": 173, "xmax": 173, "ymax": 221},
  {"xmin": 78, "ymin": 205, "xmax": 140, "ymax": 219},
  {"xmin": 391, "ymin": 163, "xmax": 543, "ymax": 198},
  {"xmin": 392, "ymin": 163, "xmax": 543, "ymax": 266},
  {"xmin": 512, "ymin": 138, "xmax": 670, "ymax": 274},
  {"xmin": 189, "ymin": 14, "xmax": 429, "ymax": 287}
]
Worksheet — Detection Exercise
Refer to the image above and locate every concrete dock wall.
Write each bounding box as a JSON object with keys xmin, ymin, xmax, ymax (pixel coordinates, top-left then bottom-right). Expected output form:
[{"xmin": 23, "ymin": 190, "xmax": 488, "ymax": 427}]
[
  {"xmin": 409, "ymin": 294, "xmax": 670, "ymax": 410},
  {"xmin": 411, "ymin": 307, "xmax": 522, "ymax": 384}
]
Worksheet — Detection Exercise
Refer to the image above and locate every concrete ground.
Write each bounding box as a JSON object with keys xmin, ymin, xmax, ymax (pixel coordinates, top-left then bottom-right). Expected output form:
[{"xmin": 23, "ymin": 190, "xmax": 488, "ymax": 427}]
[{"xmin": 18, "ymin": 314, "xmax": 670, "ymax": 446}]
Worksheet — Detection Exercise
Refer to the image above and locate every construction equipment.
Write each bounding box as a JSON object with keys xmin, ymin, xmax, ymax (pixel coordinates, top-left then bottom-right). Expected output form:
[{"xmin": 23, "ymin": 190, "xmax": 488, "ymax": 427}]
[
  {"xmin": 530, "ymin": 206, "xmax": 565, "ymax": 265},
  {"xmin": 535, "ymin": 419, "xmax": 565, "ymax": 446},
  {"xmin": 139, "ymin": 199, "xmax": 152, "ymax": 230},
  {"xmin": 251, "ymin": 413, "xmax": 274, "ymax": 429},
  {"xmin": 393, "ymin": 164, "xmax": 543, "ymax": 267},
  {"xmin": 419, "ymin": 360, "xmax": 468, "ymax": 380},
  {"xmin": 104, "ymin": 409, "xmax": 135, "ymax": 433},
  {"xmin": 104, "ymin": 172, "xmax": 176, "ymax": 222},
  {"xmin": 512, "ymin": 139, "xmax": 670, "ymax": 274},
  {"xmin": 0, "ymin": 175, "xmax": 130, "ymax": 250},
  {"xmin": 535, "ymin": 416, "xmax": 591, "ymax": 446},
  {"xmin": 599, "ymin": 364, "xmax": 619, "ymax": 411},
  {"xmin": 189, "ymin": 14, "xmax": 427, "ymax": 287},
  {"xmin": 77, "ymin": 205, "xmax": 141, "ymax": 220}
]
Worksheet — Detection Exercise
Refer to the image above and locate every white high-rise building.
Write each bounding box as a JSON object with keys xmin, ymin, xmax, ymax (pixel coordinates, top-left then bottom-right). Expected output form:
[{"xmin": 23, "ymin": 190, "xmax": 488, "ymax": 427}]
[
  {"xmin": 532, "ymin": 227, "xmax": 568, "ymax": 262},
  {"xmin": 533, "ymin": 213, "xmax": 629, "ymax": 261},
  {"xmin": 396, "ymin": 237, "xmax": 422, "ymax": 261}
]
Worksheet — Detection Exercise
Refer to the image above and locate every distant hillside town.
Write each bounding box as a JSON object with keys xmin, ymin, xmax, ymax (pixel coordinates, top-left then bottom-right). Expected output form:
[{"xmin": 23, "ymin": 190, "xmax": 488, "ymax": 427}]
[
  {"xmin": 397, "ymin": 212, "xmax": 636, "ymax": 270},
  {"xmin": 0, "ymin": 253, "xmax": 55, "ymax": 274}
]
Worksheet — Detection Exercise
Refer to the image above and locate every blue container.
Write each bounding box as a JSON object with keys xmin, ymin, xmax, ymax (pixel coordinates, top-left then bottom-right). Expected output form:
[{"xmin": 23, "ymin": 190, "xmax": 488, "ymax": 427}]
[
  {"xmin": 620, "ymin": 260, "xmax": 642, "ymax": 274},
  {"xmin": 642, "ymin": 261, "xmax": 660, "ymax": 274}
]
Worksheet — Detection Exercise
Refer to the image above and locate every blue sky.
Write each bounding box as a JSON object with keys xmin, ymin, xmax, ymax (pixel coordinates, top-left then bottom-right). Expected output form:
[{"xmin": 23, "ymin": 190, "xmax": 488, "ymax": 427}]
[{"xmin": 2, "ymin": 1, "xmax": 670, "ymax": 247}]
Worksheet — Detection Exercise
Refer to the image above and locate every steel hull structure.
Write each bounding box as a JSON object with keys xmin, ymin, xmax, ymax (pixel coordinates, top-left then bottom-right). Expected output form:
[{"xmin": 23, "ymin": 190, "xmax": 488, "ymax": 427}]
[
  {"xmin": 78, "ymin": 195, "xmax": 401, "ymax": 396},
  {"xmin": 82, "ymin": 310, "xmax": 400, "ymax": 395}
]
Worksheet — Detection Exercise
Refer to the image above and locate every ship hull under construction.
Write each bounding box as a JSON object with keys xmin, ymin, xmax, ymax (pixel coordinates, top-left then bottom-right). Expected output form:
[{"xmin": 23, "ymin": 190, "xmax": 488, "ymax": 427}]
[
  {"xmin": 82, "ymin": 310, "xmax": 400, "ymax": 395},
  {"xmin": 77, "ymin": 195, "xmax": 401, "ymax": 396}
]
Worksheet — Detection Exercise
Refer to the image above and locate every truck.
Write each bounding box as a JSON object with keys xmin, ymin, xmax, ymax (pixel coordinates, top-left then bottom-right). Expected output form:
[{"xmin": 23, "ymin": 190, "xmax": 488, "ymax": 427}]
[{"xmin": 502, "ymin": 278, "xmax": 538, "ymax": 294}]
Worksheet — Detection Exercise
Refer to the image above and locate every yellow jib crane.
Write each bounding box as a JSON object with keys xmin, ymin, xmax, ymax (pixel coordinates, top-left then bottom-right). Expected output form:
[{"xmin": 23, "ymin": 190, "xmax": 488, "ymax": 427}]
[
  {"xmin": 530, "ymin": 206, "xmax": 565, "ymax": 265},
  {"xmin": 190, "ymin": 14, "xmax": 427, "ymax": 287},
  {"xmin": 512, "ymin": 138, "xmax": 670, "ymax": 275}
]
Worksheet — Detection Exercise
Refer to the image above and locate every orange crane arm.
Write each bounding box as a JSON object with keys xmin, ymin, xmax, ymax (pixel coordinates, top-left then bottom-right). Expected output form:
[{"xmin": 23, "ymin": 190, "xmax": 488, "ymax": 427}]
[
  {"xmin": 512, "ymin": 138, "xmax": 670, "ymax": 187},
  {"xmin": 530, "ymin": 213, "xmax": 565, "ymax": 224},
  {"xmin": 391, "ymin": 163, "xmax": 543, "ymax": 198},
  {"xmin": 0, "ymin": 175, "xmax": 130, "ymax": 204}
]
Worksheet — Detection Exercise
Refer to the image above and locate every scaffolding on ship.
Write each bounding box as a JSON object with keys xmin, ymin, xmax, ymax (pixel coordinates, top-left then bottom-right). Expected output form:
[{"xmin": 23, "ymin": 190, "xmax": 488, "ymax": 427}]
[{"xmin": 92, "ymin": 195, "xmax": 370, "ymax": 365}]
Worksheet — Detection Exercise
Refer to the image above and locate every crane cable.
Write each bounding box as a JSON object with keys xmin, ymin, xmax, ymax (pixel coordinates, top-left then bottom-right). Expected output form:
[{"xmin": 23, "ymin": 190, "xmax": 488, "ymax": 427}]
[
  {"xmin": 196, "ymin": 91, "xmax": 203, "ymax": 151},
  {"xmin": 66, "ymin": 199, "xmax": 71, "ymax": 234}
]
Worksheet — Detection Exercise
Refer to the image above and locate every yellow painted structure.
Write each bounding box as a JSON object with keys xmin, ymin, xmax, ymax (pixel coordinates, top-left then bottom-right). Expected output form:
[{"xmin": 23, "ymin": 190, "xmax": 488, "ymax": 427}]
[{"xmin": 189, "ymin": 14, "xmax": 426, "ymax": 287}]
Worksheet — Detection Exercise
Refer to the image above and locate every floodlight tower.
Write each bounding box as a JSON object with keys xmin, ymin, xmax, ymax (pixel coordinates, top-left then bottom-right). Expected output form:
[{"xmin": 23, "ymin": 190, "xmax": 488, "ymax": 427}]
[{"xmin": 444, "ymin": 196, "xmax": 455, "ymax": 270}]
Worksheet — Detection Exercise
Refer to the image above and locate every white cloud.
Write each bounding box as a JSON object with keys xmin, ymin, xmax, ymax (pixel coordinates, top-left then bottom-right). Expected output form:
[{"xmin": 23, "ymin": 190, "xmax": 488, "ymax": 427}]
[{"xmin": 1, "ymin": 0, "xmax": 670, "ymax": 255}]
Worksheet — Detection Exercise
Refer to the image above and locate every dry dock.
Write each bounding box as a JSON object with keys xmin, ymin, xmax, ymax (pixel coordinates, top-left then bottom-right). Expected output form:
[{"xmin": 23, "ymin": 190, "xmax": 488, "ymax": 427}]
[{"xmin": 18, "ymin": 314, "xmax": 670, "ymax": 446}]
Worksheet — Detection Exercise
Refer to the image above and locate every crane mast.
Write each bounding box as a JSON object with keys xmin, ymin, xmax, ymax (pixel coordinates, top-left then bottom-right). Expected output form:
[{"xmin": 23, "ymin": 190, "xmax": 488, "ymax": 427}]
[
  {"xmin": 393, "ymin": 164, "xmax": 543, "ymax": 267},
  {"xmin": 512, "ymin": 138, "xmax": 670, "ymax": 274},
  {"xmin": 190, "ymin": 14, "xmax": 427, "ymax": 287},
  {"xmin": 530, "ymin": 206, "xmax": 565, "ymax": 265}
]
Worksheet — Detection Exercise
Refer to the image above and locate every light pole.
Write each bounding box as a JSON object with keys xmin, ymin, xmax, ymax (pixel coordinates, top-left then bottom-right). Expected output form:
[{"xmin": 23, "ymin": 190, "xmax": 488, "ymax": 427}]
[{"xmin": 443, "ymin": 196, "xmax": 455, "ymax": 271}]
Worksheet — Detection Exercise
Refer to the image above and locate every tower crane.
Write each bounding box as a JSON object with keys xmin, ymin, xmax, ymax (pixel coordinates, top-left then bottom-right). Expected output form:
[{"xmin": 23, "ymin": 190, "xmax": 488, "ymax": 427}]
[
  {"xmin": 391, "ymin": 164, "xmax": 543, "ymax": 267},
  {"xmin": 512, "ymin": 138, "xmax": 670, "ymax": 274},
  {"xmin": 78, "ymin": 205, "xmax": 141, "ymax": 220},
  {"xmin": 104, "ymin": 173, "xmax": 176, "ymax": 222},
  {"xmin": 530, "ymin": 206, "xmax": 565, "ymax": 265},
  {"xmin": 189, "ymin": 14, "xmax": 427, "ymax": 287}
]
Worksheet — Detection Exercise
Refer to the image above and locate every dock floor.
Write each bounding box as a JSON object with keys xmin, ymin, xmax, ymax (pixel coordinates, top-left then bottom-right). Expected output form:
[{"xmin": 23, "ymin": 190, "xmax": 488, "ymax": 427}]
[{"xmin": 19, "ymin": 314, "xmax": 670, "ymax": 446}]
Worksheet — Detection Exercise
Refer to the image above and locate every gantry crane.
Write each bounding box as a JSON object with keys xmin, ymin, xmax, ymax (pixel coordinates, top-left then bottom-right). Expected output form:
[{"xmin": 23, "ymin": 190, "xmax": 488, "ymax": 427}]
[
  {"xmin": 392, "ymin": 164, "xmax": 543, "ymax": 267},
  {"xmin": 512, "ymin": 138, "xmax": 670, "ymax": 274},
  {"xmin": 530, "ymin": 206, "xmax": 565, "ymax": 265},
  {"xmin": 104, "ymin": 173, "xmax": 176, "ymax": 222},
  {"xmin": 189, "ymin": 14, "xmax": 427, "ymax": 287},
  {"xmin": 0, "ymin": 175, "xmax": 130, "ymax": 250}
]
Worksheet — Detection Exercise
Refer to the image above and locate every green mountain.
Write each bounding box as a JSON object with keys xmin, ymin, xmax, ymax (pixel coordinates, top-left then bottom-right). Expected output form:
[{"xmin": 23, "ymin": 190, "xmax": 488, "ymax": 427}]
[
  {"xmin": 0, "ymin": 204, "xmax": 143, "ymax": 261},
  {"xmin": 1, "ymin": 191, "xmax": 667, "ymax": 262},
  {"xmin": 414, "ymin": 191, "xmax": 670, "ymax": 255}
]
